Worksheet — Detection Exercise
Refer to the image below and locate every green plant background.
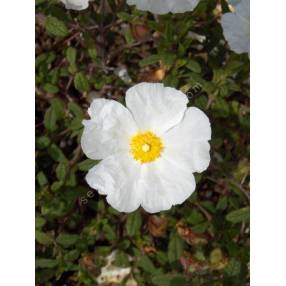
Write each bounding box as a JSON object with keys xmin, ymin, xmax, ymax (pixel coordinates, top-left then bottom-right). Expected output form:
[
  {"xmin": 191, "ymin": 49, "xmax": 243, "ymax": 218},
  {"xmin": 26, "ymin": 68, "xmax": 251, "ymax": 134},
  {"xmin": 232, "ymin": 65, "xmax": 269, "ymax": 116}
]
[{"xmin": 36, "ymin": 0, "xmax": 250, "ymax": 285}]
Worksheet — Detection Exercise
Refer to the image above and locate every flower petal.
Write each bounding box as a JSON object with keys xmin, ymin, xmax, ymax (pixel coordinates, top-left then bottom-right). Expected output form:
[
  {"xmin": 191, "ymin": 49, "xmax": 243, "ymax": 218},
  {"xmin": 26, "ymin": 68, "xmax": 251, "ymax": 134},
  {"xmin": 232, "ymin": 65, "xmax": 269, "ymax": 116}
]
[
  {"xmin": 61, "ymin": 0, "xmax": 89, "ymax": 10},
  {"xmin": 221, "ymin": 0, "xmax": 250, "ymax": 54},
  {"xmin": 81, "ymin": 98, "xmax": 137, "ymax": 160},
  {"xmin": 162, "ymin": 107, "xmax": 211, "ymax": 173},
  {"xmin": 86, "ymin": 152, "xmax": 142, "ymax": 213},
  {"xmin": 126, "ymin": 82, "xmax": 188, "ymax": 135},
  {"xmin": 127, "ymin": 0, "xmax": 199, "ymax": 14},
  {"xmin": 140, "ymin": 157, "xmax": 196, "ymax": 213}
]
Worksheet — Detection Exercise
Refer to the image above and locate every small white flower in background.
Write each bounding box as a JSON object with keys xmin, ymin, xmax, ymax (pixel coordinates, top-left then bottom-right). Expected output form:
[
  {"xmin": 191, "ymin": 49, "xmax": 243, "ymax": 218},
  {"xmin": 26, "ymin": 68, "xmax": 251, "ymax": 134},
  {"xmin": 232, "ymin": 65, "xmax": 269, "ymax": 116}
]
[
  {"xmin": 96, "ymin": 251, "xmax": 131, "ymax": 285},
  {"xmin": 60, "ymin": 0, "xmax": 90, "ymax": 10},
  {"xmin": 127, "ymin": 0, "xmax": 200, "ymax": 14},
  {"xmin": 221, "ymin": 0, "xmax": 250, "ymax": 55},
  {"xmin": 81, "ymin": 82, "xmax": 211, "ymax": 213}
]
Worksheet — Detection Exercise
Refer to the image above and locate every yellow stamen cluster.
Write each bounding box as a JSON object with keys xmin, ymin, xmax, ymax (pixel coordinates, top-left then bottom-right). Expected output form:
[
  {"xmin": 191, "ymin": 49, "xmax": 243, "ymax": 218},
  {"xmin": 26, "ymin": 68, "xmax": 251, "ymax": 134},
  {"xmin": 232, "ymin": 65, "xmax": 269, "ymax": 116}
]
[{"xmin": 130, "ymin": 131, "xmax": 164, "ymax": 164}]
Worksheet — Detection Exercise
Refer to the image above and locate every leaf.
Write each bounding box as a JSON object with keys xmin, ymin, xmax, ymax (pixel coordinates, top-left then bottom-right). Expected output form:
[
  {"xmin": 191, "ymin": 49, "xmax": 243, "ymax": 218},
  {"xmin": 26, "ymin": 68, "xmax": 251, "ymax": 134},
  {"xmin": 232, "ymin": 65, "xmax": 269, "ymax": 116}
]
[
  {"xmin": 45, "ymin": 16, "xmax": 68, "ymax": 38},
  {"xmin": 66, "ymin": 47, "xmax": 77, "ymax": 66},
  {"xmin": 44, "ymin": 99, "xmax": 65, "ymax": 131},
  {"xmin": 114, "ymin": 250, "xmax": 130, "ymax": 267},
  {"xmin": 126, "ymin": 210, "xmax": 142, "ymax": 237},
  {"xmin": 77, "ymin": 159, "xmax": 98, "ymax": 171},
  {"xmin": 139, "ymin": 54, "xmax": 162, "ymax": 67},
  {"xmin": 186, "ymin": 60, "xmax": 202, "ymax": 73},
  {"xmin": 70, "ymin": 118, "xmax": 83, "ymax": 131},
  {"xmin": 209, "ymin": 248, "xmax": 223, "ymax": 265},
  {"xmin": 68, "ymin": 102, "xmax": 84, "ymax": 118},
  {"xmin": 56, "ymin": 162, "xmax": 68, "ymax": 181},
  {"xmin": 66, "ymin": 47, "xmax": 77, "ymax": 74},
  {"xmin": 103, "ymin": 223, "xmax": 116, "ymax": 241},
  {"xmin": 35, "ymin": 217, "xmax": 46, "ymax": 229},
  {"xmin": 51, "ymin": 98, "xmax": 65, "ymax": 119},
  {"xmin": 56, "ymin": 233, "xmax": 80, "ymax": 248},
  {"xmin": 36, "ymin": 258, "xmax": 58, "ymax": 269},
  {"xmin": 48, "ymin": 144, "xmax": 67, "ymax": 163},
  {"xmin": 88, "ymin": 48, "xmax": 97, "ymax": 61},
  {"xmin": 64, "ymin": 249, "xmax": 80, "ymax": 262},
  {"xmin": 74, "ymin": 72, "xmax": 90, "ymax": 93},
  {"xmin": 216, "ymin": 196, "xmax": 228, "ymax": 210},
  {"xmin": 36, "ymin": 136, "xmax": 51, "ymax": 149},
  {"xmin": 43, "ymin": 83, "xmax": 59, "ymax": 94},
  {"xmin": 168, "ymin": 233, "xmax": 184, "ymax": 263},
  {"xmin": 226, "ymin": 206, "xmax": 250, "ymax": 224},
  {"xmin": 44, "ymin": 107, "xmax": 57, "ymax": 132},
  {"xmin": 36, "ymin": 231, "xmax": 53, "ymax": 245},
  {"xmin": 138, "ymin": 254, "xmax": 156, "ymax": 273},
  {"xmin": 225, "ymin": 258, "xmax": 241, "ymax": 277},
  {"xmin": 36, "ymin": 171, "xmax": 48, "ymax": 187},
  {"xmin": 51, "ymin": 181, "xmax": 64, "ymax": 192},
  {"xmin": 152, "ymin": 274, "xmax": 188, "ymax": 286}
]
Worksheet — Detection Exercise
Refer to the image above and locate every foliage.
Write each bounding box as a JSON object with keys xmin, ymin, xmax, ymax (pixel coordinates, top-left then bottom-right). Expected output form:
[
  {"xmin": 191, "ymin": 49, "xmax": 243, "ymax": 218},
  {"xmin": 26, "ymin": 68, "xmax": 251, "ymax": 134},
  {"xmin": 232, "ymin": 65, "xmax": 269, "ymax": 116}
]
[{"xmin": 36, "ymin": 0, "xmax": 250, "ymax": 285}]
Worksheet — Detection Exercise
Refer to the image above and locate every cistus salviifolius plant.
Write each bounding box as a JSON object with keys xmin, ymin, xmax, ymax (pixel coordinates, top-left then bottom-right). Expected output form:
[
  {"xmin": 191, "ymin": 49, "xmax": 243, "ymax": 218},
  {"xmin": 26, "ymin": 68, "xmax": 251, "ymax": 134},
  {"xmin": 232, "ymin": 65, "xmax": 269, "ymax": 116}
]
[{"xmin": 36, "ymin": 0, "xmax": 250, "ymax": 285}]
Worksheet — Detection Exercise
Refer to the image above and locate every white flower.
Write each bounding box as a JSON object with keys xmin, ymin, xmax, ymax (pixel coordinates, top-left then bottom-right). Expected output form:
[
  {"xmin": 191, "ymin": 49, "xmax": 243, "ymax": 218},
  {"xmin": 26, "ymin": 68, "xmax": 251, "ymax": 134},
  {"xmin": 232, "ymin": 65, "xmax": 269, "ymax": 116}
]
[
  {"xmin": 60, "ymin": 0, "xmax": 90, "ymax": 10},
  {"xmin": 221, "ymin": 0, "xmax": 250, "ymax": 55},
  {"xmin": 96, "ymin": 251, "xmax": 131, "ymax": 285},
  {"xmin": 127, "ymin": 0, "xmax": 200, "ymax": 14},
  {"xmin": 81, "ymin": 83, "xmax": 211, "ymax": 213}
]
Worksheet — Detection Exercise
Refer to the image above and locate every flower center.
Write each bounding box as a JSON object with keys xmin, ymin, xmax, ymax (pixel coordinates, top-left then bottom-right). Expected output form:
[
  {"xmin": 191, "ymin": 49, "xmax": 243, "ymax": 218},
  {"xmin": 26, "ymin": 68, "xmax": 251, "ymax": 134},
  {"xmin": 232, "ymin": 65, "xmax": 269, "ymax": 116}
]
[{"xmin": 130, "ymin": 131, "xmax": 164, "ymax": 164}]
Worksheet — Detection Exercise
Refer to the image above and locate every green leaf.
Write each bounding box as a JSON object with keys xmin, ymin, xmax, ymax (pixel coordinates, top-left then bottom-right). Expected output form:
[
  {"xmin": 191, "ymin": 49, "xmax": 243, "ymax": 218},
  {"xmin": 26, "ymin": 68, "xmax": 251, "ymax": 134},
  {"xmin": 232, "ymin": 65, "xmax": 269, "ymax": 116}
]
[
  {"xmin": 126, "ymin": 210, "xmax": 142, "ymax": 236},
  {"xmin": 56, "ymin": 233, "xmax": 80, "ymax": 248},
  {"xmin": 68, "ymin": 102, "xmax": 84, "ymax": 118},
  {"xmin": 186, "ymin": 60, "xmax": 202, "ymax": 73},
  {"xmin": 78, "ymin": 159, "xmax": 99, "ymax": 171},
  {"xmin": 66, "ymin": 47, "xmax": 77, "ymax": 74},
  {"xmin": 88, "ymin": 48, "xmax": 97, "ymax": 61},
  {"xmin": 138, "ymin": 254, "xmax": 156, "ymax": 273},
  {"xmin": 226, "ymin": 207, "xmax": 250, "ymax": 224},
  {"xmin": 35, "ymin": 217, "xmax": 46, "ymax": 229},
  {"xmin": 64, "ymin": 249, "xmax": 80, "ymax": 262},
  {"xmin": 66, "ymin": 47, "xmax": 77, "ymax": 66},
  {"xmin": 114, "ymin": 250, "xmax": 130, "ymax": 267},
  {"xmin": 168, "ymin": 233, "xmax": 184, "ymax": 263},
  {"xmin": 139, "ymin": 54, "xmax": 162, "ymax": 67},
  {"xmin": 51, "ymin": 181, "xmax": 64, "ymax": 192},
  {"xmin": 44, "ymin": 107, "xmax": 57, "ymax": 132},
  {"xmin": 44, "ymin": 99, "xmax": 65, "ymax": 131},
  {"xmin": 36, "ymin": 231, "xmax": 53, "ymax": 245},
  {"xmin": 45, "ymin": 16, "xmax": 68, "ymax": 38},
  {"xmin": 36, "ymin": 258, "xmax": 58, "ymax": 269},
  {"xmin": 48, "ymin": 144, "xmax": 67, "ymax": 163},
  {"xmin": 36, "ymin": 136, "xmax": 51, "ymax": 149},
  {"xmin": 43, "ymin": 83, "xmax": 59, "ymax": 94},
  {"xmin": 152, "ymin": 274, "xmax": 188, "ymax": 286},
  {"xmin": 56, "ymin": 162, "xmax": 67, "ymax": 181},
  {"xmin": 216, "ymin": 196, "xmax": 228, "ymax": 210},
  {"xmin": 225, "ymin": 258, "xmax": 241, "ymax": 277},
  {"xmin": 51, "ymin": 98, "xmax": 65, "ymax": 119},
  {"xmin": 74, "ymin": 72, "xmax": 90, "ymax": 93},
  {"xmin": 70, "ymin": 118, "xmax": 83, "ymax": 131},
  {"xmin": 103, "ymin": 223, "xmax": 116, "ymax": 241},
  {"xmin": 36, "ymin": 171, "xmax": 48, "ymax": 187}
]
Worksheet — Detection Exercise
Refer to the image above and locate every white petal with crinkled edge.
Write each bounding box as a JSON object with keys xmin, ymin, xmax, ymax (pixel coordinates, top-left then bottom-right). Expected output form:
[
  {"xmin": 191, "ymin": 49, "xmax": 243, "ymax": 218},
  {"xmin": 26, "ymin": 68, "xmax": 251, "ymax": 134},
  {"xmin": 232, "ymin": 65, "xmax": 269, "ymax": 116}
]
[
  {"xmin": 140, "ymin": 157, "xmax": 196, "ymax": 213},
  {"xmin": 86, "ymin": 152, "xmax": 143, "ymax": 213},
  {"xmin": 126, "ymin": 83, "xmax": 188, "ymax": 135},
  {"xmin": 127, "ymin": 0, "xmax": 200, "ymax": 14},
  {"xmin": 221, "ymin": 0, "xmax": 250, "ymax": 54},
  {"xmin": 60, "ymin": 0, "xmax": 89, "ymax": 10},
  {"xmin": 81, "ymin": 98, "xmax": 138, "ymax": 160},
  {"xmin": 162, "ymin": 107, "xmax": 211, "ymax": 173}
]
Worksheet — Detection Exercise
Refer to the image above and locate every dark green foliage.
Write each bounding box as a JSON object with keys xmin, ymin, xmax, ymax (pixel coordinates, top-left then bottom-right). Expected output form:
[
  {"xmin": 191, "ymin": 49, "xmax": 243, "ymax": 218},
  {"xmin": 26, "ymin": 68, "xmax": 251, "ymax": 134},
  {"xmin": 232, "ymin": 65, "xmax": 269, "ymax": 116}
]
[{"xmin": 36, "ymin": 0, "xmax": 249, "ymax": 285}]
